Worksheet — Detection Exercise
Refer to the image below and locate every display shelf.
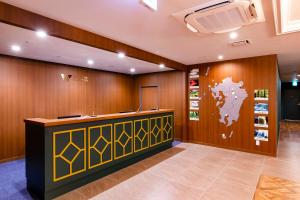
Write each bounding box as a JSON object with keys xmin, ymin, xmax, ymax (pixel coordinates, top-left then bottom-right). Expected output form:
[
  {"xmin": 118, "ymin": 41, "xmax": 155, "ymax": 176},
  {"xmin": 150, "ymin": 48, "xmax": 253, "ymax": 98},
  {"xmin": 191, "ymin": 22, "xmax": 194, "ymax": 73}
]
[
  {"xmin": 254, "ymin": 124, "xmax": 269, "ymax": 128},
  {"xmin": 254, "ymin": 89, "xmax": 269, "ymax": 142},
  {"xmin": 254, "ymin": 97, "xmax": 269, "ymax": 101},
  {"xmin": 254, "ymin": 111, "xmax": 269, "ymax": 115},
  {"xmin": 189, "ymin": 68, "xmax": 200, "ymax": 121},
  {"xmin": 189, "ymin": 75, "xmax": 199, "ymax": 79}
]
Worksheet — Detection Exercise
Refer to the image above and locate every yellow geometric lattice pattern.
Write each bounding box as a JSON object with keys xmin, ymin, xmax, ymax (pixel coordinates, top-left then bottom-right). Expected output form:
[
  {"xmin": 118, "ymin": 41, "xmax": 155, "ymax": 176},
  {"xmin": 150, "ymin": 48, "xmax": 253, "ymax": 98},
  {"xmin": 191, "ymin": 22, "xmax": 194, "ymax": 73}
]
[
  {"xmin": 162, "ymin": 115, "xmax": 173, "ymax": 142},
  {"xmin": 114, "ymin": 121, "xmax": 133, "ymax": 160},
  {"xmin": 53, "ymin": 128, "xmax": 86, "ymax": 182},
  {"xmin": 134, "ymin": 119, "xmax": 149, "ymax": 152},
  {"xmin": 150, "ymin": 117, "xmax": 162, "ymax": 147},
  {"xmin": 88, "ymin": 124, "xmax": 113, "ymax": 169}
]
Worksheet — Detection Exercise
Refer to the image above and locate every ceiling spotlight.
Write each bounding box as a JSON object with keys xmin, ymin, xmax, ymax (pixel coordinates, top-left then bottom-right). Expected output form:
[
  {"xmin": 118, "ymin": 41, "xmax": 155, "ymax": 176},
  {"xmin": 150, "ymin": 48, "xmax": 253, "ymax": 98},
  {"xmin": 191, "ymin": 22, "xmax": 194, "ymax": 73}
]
[
  {"xmin": 36, "ymin": 30, "xmax": 47, "ymax": 38},
  {"xmin": 130, "ymin": 68, "xmax": 136, "ymax": 73},
  {"xmin": 87, "ymin": 59, "xmax": 94, "ymax": 65},
  {"xmin": 218, "ymin": 55, "xmax": 224, "ymax": 60},
  {"xmin": 159, "ymin": 64, "xmax": 165, "ymax": 69},
  {"xmin": 11, "ymin": 45, "xmax": 21, "ymax": 52},
  {"xmin": 229, "ymin": 32, "xmax": 238, "ymax": 39},
  {"xmin": 186, "ymin": 23, "xmax": 198, "ymax": 33},
  {"xmin": 118, "ymin": 52, "xmax": 125, "ymax": 59}
]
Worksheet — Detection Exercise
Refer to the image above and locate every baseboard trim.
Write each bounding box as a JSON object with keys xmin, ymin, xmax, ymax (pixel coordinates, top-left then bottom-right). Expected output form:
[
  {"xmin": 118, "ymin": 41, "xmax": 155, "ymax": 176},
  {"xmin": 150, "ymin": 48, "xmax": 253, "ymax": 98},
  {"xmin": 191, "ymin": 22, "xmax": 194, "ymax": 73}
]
[
  {"xmin": 0, "ymin": 155, "xmax": 24, "ymax": 164},
  {"xmin": 188, "ymin": 140, "xmax": 277, "ymax": 157},
  {"xmin": 283, "ymin": 119, "xmax": 300, "ymax": 122},
  {"xmin": 174, "ymin": 138, "xmax": 182, "ymax": 141}
]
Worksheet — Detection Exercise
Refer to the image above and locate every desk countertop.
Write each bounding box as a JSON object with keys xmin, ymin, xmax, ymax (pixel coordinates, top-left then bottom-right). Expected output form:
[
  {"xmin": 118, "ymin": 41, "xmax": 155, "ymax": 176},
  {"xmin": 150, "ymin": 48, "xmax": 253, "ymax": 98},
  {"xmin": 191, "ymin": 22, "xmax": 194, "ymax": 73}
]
[{"xmin": 24, "ymin": 109, "xmax": 174, "ymax": 127}]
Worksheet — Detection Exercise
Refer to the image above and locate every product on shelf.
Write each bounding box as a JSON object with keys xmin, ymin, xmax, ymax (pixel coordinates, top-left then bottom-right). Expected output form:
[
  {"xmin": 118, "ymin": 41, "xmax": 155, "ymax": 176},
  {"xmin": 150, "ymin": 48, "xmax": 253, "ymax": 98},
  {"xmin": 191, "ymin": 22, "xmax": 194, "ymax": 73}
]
[
  {"xmin": 189, "ymin": 90, "xmax": 199, "ymax": 99},
  {"xmin": 254, "ymin": 129, "xmax": 268, "ymax": 141},
  {"xmin": 254, "ymin": 89, "xmax": 269, "ymax": 100},
  {"xmin": 189, "ymin": 69, "xmax": 199, "ymax": 76},
  {"xmin": 189, "ymin": 111, "xmax": 199, "ymax": 120},
  {"xmin": 190, "ymin": 100, "xmax": 199, "ymax": 109},
  {"xmin": 254, "ymin": 116, "xmax": 268, "ymax": 128},
  {"xmin": 189, "ymin": 79, "xmax": 199, "ymax": 88},
  {"xmin": 254, "ymin": 103, "xmax": 268, "ymax": 114}
]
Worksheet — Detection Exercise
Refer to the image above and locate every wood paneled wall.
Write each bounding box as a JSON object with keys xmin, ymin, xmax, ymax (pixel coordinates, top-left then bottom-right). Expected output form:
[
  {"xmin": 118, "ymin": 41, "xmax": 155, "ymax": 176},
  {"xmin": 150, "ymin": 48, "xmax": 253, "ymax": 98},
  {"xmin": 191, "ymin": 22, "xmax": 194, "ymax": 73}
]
[
  {"xmin": 0, "ymin": 54, "xmax": 280, "ymax": 161},
  {"xmin": 188, "ymin": 55, "xmax": 279, "ymax": 156},
  {"xmin": 0, "ymin": 55, "xmax": 134, "ymax": 162},
  {"xmin": 133, "ymin": 71, "xmax": 187, "ymax": 140}
]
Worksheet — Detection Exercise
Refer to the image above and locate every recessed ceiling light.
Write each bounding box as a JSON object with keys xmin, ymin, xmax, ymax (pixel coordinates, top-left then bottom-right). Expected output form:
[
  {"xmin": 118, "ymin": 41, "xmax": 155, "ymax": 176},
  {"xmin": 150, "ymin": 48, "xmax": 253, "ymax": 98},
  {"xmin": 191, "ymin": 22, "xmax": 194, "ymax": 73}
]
[
  {"xmin": 186, "ymin": 23, "xmax": 198, "ymax": 33},
  {"xmin": 87, "ymin": 59, "xmax": 94, "ymax": 65},
  {"xmin": 36, "ymin": 30, "xmax": 47, "ymax": 38},
  {"xmin": 118, "ymin": 52, "xmax": 125, "ymax": 59},
  {"xmin": 159, "ymin": 64, "xmax": 165, "ymax": 69},
  {"xmin": 297, "ymin": 74, "xmax": 300, "ymax": 77},
  {"xmin": 11, "ymin": 45, "xmax": 21, "ymax": 52},
  {"xmin": 130, "ymin": 68, "xmax": 136, "ymax": 73},
  {"xmin": 229, "ymin": 32, "xmax": 238, "ymax": 39},
  {"xmin": 218, "ymin": 55, "xmax": 224, "ymax": 60}
]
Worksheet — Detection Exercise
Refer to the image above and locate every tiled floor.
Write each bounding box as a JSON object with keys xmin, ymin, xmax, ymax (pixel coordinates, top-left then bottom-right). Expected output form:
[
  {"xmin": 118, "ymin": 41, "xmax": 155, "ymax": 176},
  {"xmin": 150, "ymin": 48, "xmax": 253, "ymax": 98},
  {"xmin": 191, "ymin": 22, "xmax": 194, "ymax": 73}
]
[{"xmin": 1, "ymin": 121, "xmax": 300, "ymax": 200}]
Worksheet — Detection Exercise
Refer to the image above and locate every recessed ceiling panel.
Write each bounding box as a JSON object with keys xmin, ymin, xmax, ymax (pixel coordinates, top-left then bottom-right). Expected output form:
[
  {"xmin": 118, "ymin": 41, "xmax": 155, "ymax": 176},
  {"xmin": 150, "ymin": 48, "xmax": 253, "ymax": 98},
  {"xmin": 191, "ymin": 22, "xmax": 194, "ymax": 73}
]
[{"xmin": 0, "ymin": 23, "xmax": 173, "ymax": 75}]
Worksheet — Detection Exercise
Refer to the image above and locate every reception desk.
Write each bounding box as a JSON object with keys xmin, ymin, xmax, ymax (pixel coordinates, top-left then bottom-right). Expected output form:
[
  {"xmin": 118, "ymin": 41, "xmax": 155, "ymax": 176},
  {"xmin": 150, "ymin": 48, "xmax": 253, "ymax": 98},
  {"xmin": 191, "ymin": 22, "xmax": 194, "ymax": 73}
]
[{"xmin": 24, "ymin": 109, "xmax": 174, "ymax": 199}]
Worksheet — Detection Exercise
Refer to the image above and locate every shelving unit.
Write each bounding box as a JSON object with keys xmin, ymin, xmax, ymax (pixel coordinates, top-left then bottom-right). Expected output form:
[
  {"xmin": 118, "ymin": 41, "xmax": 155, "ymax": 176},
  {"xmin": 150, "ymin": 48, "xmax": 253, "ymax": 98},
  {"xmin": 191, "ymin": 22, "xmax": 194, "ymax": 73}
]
[
  {"xmin": 254, "ymin": 89, "xmax": 269, "ymax": 142},
  {"xmin": 189, "ymin": 69, "xmax": 200, "ymax": 121}
]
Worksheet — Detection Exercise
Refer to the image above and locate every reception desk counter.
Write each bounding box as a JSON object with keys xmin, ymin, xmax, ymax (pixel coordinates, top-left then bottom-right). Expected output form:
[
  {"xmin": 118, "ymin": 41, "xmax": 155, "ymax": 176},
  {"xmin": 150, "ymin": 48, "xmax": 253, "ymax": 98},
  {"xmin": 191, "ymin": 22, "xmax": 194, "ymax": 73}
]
[{"xmin": 24, "ymin": 109, "xmax": 174, "ymax": 199}]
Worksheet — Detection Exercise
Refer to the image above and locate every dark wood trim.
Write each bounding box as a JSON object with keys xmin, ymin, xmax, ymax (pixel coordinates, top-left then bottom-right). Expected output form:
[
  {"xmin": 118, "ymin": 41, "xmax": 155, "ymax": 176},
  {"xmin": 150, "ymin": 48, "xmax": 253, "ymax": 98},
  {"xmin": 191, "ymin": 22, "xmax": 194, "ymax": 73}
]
[
  {"xmin": 0, "ymin": 2, "xmax": 186, "ymax": 71},
  {"xmin": 0, "ymin": 155, "xmax": 24, "ymax": 163}
]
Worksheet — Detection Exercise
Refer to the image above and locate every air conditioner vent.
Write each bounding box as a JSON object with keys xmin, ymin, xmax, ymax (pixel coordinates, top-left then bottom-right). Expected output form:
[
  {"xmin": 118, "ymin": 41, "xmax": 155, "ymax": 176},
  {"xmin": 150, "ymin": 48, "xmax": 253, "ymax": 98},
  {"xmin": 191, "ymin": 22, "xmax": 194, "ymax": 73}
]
[
  {"xmin": 172, "ymin": 0, "xmax": 265, "ymax": 34},
  {"xmin": 231, "ymin": 39, "xmax": 251, "ymax": 47}
]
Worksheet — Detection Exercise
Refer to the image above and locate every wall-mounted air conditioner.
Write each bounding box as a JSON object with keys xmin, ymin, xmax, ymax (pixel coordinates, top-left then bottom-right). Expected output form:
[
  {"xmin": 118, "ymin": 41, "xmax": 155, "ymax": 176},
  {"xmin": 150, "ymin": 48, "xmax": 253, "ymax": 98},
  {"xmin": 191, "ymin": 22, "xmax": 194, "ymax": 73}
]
[{"xmin": 172, "ymin": 0, "xmax": 265, "ymax": 34}]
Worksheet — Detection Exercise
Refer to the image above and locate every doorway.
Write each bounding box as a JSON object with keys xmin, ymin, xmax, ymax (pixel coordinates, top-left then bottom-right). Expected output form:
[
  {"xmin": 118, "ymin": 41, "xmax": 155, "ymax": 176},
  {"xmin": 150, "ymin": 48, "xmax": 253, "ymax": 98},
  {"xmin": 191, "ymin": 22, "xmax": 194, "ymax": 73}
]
[{"xmin": 140, "ymin": 86, "xmax": 159, "ymax": 111}]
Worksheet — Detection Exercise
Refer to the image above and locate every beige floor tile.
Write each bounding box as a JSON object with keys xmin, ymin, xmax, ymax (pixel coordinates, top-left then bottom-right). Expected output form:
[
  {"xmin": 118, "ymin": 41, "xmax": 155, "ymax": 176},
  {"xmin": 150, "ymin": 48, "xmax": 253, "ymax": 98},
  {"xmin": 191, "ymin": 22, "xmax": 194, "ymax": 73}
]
[
  {"xmin": 171, "ymin": 166, "xmax": 216, "ymax": 190},
  {"xmin": 190, "ymin": 157, "xmax": 228, "ymax": 178},
  {"xmin": 201, "ymin": 179, "xmax": 254, "ymax": 200},
  {"xmin": 226, "ymin": 159, "xmax": 263, "ymax": 175},
  {"xmin": 232, "ymin": 152, "xmax": 266, "ymax": 165},
  {"xmin": 142, "ymin": 180, "xmax": 204, "ymax": 200},
  {"xmin": 219, "ymin": 167, "xmax": 261, "ymax": 187},
  {"xmin": 262, "ymin": 159, "xmax": 300, "ymax": 183}
]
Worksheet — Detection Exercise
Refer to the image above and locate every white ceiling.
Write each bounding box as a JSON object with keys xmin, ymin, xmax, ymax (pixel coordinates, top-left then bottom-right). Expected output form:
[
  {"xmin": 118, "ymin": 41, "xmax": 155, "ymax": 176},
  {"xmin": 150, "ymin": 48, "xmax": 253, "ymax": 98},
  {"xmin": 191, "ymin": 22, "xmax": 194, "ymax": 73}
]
[
  {"xmin": 0, "ymin": 23, "xmax": 172, "ymax": 75},
  {"xmin": 1, "ymin": 0, "xmax": 300, "ymax": 81}
]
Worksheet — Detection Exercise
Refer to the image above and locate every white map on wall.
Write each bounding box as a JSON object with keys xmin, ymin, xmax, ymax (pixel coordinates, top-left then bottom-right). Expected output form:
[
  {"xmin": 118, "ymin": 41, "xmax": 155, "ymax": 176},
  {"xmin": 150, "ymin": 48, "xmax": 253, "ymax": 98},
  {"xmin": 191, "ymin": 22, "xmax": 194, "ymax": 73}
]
[{"xmin": 211, "ymin": 77, "xmax": 248, "ymax": 127}]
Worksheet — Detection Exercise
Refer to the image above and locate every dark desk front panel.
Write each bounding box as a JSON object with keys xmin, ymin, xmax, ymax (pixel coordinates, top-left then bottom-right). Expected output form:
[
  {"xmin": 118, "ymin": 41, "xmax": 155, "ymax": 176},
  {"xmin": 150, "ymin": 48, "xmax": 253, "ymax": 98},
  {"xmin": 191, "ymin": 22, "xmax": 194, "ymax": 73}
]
[{"xmin": 26, "ymin": 112, "xmax": 174, "ymax": 199}]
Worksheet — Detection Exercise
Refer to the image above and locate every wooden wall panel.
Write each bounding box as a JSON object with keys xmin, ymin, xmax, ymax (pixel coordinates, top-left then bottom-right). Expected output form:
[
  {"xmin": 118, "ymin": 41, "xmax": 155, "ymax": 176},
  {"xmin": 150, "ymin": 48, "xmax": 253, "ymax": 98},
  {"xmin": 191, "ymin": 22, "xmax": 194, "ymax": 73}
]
[
  {"xmin": 188, "ymin": 55, "xmax": 279, "ymax": 156},
  {"xmin": 133, "ymin": 71, "xmax": 187, "ymax": 140},
  {"xmin": 0, "ymin": 55, "xmax": 134, "ymax": 162}
]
